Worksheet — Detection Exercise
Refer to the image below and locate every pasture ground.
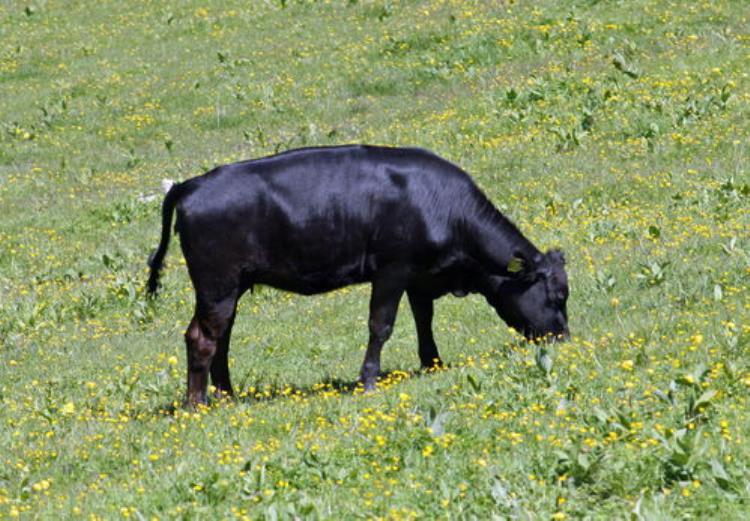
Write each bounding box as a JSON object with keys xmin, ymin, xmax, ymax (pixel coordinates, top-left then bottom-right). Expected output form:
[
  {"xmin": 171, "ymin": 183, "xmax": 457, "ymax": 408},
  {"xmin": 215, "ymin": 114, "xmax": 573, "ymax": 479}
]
[{"xmin": 1, "ymin": 0, "xmax": 749, "ymax": 518}]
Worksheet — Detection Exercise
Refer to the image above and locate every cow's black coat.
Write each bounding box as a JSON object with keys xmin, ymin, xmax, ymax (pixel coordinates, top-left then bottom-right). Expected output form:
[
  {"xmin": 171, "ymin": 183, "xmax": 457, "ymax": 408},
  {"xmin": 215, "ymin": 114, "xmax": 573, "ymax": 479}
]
[{"xmin": 148, "ymin": 145, "xmax": 569, "ymax": 405}]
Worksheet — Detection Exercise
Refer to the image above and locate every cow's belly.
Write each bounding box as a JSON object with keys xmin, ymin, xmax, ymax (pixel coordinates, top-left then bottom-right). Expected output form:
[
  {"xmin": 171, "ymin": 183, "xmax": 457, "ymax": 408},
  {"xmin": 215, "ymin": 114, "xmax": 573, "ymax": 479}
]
[
  {"xmin": 252, "ymin": 261, "xmax": 372, "ymax": 295},
  {"xmin": 244, "ymin": 240, "xmax": 377, "ymax": 295}
]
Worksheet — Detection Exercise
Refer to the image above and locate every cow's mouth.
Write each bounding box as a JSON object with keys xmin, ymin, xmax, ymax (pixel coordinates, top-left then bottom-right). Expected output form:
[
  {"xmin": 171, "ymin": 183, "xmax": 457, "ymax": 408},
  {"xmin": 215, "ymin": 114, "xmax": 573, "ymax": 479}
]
[{"xmin": 524, "ymin": 328, "xmax": 569, "ymax": 343}]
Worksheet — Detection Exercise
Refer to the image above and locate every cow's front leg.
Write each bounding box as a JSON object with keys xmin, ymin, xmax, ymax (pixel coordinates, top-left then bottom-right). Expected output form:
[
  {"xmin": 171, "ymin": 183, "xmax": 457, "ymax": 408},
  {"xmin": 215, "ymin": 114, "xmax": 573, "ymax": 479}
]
[
  {"xmin": 407, "ymin": 290, "xmax": 442, "ymax": 369},
  {"xmin": 360, "ymin": 271, "xmax": 407, "ymax": 391}
]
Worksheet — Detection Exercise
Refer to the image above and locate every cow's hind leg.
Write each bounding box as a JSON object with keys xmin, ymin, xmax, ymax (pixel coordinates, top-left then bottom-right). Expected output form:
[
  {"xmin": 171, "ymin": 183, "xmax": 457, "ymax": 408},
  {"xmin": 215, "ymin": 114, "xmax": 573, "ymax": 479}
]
[
  {"xmin": 210, "ymin": 309, "xmax": 237, "ymax": 399},
  {"xmin": 185, "ymin": 293, "xmax": 238, "ymax": 407},
  {"xmin": 407, "ymin": 290, "xmax": 442, "ymax": 369}
]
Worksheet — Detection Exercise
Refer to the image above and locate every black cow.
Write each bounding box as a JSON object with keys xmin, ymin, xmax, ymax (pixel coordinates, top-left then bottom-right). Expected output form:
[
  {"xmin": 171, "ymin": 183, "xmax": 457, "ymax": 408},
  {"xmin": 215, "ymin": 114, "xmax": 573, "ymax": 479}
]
[{"xmin": 147, "ymin": 145, "xmax": 569, "ymax": 406}]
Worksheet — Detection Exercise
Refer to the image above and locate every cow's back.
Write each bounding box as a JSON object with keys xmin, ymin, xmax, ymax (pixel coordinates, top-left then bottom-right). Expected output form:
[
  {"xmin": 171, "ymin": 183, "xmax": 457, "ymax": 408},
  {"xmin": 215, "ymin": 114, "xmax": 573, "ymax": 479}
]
[{"xmin": 175, "ymin": 145, "xmax": 481, "ymax": 294}]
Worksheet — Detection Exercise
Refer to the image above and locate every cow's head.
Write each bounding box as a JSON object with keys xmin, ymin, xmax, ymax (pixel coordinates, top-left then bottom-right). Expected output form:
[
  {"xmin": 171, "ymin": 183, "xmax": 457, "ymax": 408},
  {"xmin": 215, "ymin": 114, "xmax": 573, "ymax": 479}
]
[{"xmin": 486, "ymin": 249, "xmax": 569, "ymax": 342}]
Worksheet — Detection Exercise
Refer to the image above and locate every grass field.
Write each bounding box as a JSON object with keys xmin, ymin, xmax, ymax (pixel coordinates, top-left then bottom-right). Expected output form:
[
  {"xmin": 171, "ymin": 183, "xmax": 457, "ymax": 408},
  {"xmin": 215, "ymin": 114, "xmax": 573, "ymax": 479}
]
[{"xmin": 1, "ymin": 0, "xmax": 749, "ymax": 518}]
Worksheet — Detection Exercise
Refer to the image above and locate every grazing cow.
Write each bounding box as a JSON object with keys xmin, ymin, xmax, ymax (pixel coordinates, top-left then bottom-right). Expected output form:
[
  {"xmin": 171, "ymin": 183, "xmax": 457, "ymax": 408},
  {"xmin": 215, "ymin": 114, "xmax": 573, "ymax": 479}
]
[{"xmin": 147, "ymin": 145, "xmax": 569, "ymax": 406}]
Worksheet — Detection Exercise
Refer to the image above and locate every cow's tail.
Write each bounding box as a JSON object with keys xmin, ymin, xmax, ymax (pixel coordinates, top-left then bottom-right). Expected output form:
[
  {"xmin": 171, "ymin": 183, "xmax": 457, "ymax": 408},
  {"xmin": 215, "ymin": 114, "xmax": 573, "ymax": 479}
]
[{"xmin": 147, "ymin": 183, "xmax": 184, "ymax": 296}]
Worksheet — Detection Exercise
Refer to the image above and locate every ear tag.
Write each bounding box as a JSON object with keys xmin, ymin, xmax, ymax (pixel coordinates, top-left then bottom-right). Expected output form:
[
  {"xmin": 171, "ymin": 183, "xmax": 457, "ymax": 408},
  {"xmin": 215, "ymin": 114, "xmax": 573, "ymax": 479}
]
[{"xmin": 507, "ymin": 257, "xmax": 524, "ymax": 274}]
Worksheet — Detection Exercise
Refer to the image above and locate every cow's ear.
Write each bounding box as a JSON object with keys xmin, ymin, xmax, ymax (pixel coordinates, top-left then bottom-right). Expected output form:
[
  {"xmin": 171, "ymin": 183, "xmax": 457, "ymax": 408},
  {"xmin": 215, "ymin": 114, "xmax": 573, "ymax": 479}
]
[
  {"xmin": 507, "ymin": 250, "xmax": 538, "ymax": 280},
  {"xmin": 507, "ymin": 255, "xmax": 525, "ymax": 275}
]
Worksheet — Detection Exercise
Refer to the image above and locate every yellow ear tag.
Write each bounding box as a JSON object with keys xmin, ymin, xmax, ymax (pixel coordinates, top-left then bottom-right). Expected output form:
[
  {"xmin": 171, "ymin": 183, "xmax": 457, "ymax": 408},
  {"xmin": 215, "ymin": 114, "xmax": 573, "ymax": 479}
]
[{"xmin": 507, "ymin": 257, "xmax": 524, "ymax": 274}]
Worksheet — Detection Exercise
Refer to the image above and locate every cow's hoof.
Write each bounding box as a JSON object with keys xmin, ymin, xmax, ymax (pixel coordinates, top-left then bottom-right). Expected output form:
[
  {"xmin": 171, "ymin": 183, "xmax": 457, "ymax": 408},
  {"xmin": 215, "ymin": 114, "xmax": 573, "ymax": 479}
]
[
  {"xmin": 212, "ymin": 389, "xmax": 234, "ymax": 401},
  {"xmin": 421, "ymin": 358, "xmax": 444, "ymax": 371},
  {"xmin": 183, "ymin": 396, "xmax": 209, "ymax": 410}
]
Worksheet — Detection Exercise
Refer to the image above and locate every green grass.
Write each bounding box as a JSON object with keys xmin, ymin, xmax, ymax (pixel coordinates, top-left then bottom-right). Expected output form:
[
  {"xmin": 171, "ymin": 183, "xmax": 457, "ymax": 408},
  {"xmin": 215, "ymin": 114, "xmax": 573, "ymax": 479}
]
[{"xmin": 1, "ymin": 0, "xmax": 749, "ymax": 518}]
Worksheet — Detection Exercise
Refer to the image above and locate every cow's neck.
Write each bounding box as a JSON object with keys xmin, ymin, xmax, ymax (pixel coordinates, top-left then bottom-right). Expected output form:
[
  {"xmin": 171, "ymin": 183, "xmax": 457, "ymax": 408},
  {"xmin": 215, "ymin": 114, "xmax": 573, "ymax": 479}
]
[{"xmin": 461, "ymin": 205, "xmax": 540, "ymax": 276}]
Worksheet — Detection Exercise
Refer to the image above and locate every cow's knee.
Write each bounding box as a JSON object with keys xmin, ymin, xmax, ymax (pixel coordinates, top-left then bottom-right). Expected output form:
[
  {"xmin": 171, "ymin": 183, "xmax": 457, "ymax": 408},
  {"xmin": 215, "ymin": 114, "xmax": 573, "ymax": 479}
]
[
  {"xmin": 369, "ymin": 319, "xmax": 393, "ymax": 344},
  {"xmin": 185, "ymin": 319, "xmax": 217, "ymax": 369}
]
